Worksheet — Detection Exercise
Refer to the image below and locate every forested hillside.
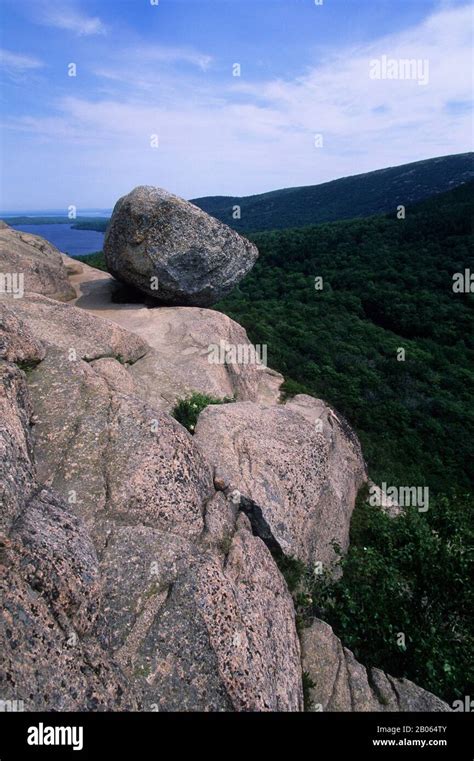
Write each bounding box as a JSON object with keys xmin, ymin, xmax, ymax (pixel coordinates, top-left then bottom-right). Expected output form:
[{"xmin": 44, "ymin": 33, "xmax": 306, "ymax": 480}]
[
  {"xmin": 216, "ymin": 181, "xmax": 473, "ymax": 703},
  {"xmin": 216, "ymin": 181, "xmax": 474, "ymax": 495},
  {"xmin": 193, "ymin": 152, "xmax": 474, "ymax": 232}
]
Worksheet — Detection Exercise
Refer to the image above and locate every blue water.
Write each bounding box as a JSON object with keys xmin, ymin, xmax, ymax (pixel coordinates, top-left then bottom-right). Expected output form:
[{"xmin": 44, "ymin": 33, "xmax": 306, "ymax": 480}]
[
  {"xmin": 10, "ymin": 224, "xmax": 105, "ymax": 257},
  {"xmin": 1, "ymin": 209, "xmax": 111, "ymax": 217}
]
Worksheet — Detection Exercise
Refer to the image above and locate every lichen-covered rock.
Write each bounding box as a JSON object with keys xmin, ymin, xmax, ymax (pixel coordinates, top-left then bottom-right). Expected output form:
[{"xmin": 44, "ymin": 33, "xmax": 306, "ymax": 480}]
[
  {"xmin": 23, "ymin": 346, "xmax": 302, "ymax": 711},
  {"xmin": 96, "ymin": 516, "xmax": 303, "ymax": 712},
  {"xmin": 0, "ymin": 359, "xmax": 137, "ymax": 711},
  {"xmin": 90, "ymin": 356, "xmax": 138, "ymax": 395},
  {"xmin": 9, "ymin": 488, "xmax": 101, "ymax": 636},
  {"xmin": 203, "ymin": 514, "xmax": 303, "ymax": 711},
  {"xmin": 95, "ymin": 525, "xmax": 233, "ymax": 712},
  {"xmin": 104, "ymin": 186, "xmax": 258, "ymax": 306},
  {"xmin": 194, "ymin": 398, "xmax": 366, "ymax": 567},
  {"xmin": 1, "ymin": 532, "xmax": 136, "ymax": 711},
  {"xmin": 202, "ymin": 491, "xmax": 237, "ymax": 547},
  {"xmin": 0, "ymin": 223, "xmax": 76, "ymax": 301},
  {"xmin": 27, "ymin": 350, "xmax": 213, "ymax": 542},
  {"xmin": 301, "ymin": 619, "xmax": 451, "ymax": 712},
  {"xmin": 0, "ymin": 303, "xmax": 45, "ymax": 365},
  {"xmin": 0, "ymin": 362, "xmax": 36, "ymax": 533}
]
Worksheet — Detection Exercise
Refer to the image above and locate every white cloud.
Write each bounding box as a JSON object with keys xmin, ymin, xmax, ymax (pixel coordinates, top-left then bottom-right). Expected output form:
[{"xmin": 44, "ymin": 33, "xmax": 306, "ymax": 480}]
[
  {"xmin": 94, "ymin": 45, "xmax": 213, "ymax": 95},
  {"xmin": 138, "ymin": 45, "xmax": 213, "ymax": 71},
  {"xmin": 37, "ymin": 2, "xmax": 106, "ymax": 36},
  {"xmin": 232, "ymin": 4, "xmax": 473, "ymax": 139},
  {"xmin": 0, "ymin": 49, "xmax": 44, "ymax": 73}
]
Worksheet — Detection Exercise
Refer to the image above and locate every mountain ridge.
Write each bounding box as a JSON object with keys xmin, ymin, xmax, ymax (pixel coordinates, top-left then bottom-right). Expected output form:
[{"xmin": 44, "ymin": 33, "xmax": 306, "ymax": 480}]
[{"xmin": 192, "ymin": 152, "xmax": 474, "ymax": 232}]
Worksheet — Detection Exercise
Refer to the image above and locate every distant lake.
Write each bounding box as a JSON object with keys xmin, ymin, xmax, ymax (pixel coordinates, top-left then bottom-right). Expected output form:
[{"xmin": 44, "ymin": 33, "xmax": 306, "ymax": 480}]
[{"xmin": 10, "ymin": 224, "xmax": 105, "ymax": 257}]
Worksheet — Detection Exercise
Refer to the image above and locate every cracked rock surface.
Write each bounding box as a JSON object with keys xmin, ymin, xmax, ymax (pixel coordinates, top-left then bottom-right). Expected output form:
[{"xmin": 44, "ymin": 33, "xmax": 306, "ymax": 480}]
[
  {"xmin": 194, "ymin": 397, "xmax": 366, "ymax": 567},
  {"xmin": 301, "ymin": 619, "xmax": 450, "ymax": 712}
]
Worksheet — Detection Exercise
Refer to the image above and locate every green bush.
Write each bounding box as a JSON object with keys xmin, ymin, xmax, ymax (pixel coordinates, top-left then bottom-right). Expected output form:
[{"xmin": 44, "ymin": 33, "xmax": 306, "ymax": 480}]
[
  {"xmin": 302, "ymin": 671, "xmax": 316, "ymax": 711},
  {"xmin": 172, "ymin": 392, "xmax": 234, "ymax": 433},
  {"xmin": 311, "ymin": 489, "xmax": 474, "ymax": 704},
  {"xmin": 274, "ymin": 553, "xmax": 307, "ymax": 594}
]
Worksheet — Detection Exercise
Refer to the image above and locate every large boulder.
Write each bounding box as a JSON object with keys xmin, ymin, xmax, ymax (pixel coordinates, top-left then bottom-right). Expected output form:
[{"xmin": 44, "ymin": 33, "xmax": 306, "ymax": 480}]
[
  {"xmin": 0, "ymin": 222, "xmax": 76, "ymax": 302},
  {"xmin": 103, "ymin": 186, "xmax": 258, "ymax": 306},
  {"xmin": 194, "ymin": 396, "xmax": 367, "ymax": 568},
  {"xmin": 301, "ymin": 619, "xmax": 451, "ymax": 712}
]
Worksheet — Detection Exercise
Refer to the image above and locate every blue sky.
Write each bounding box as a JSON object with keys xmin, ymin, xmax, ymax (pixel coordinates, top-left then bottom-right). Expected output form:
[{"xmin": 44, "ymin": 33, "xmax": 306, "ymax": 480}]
[{"xmin": 0, "ymin": 0, "xmax": 472, "ymax": 210}]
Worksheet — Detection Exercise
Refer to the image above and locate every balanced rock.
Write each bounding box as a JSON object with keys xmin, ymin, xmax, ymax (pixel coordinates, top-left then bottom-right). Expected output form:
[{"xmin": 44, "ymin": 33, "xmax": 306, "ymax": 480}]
[{"xmin": 104, "ymin": 186, "xmax": 258, "ymax": 306}]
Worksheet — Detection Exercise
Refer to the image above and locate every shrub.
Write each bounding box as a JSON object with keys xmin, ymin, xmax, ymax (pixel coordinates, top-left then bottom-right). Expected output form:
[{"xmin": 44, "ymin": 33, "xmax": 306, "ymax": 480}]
[
  {"xmin": 311, "ymin": 488, "xmax": 474, "ymax": 704},
  {"xmin": 274, "ymin": 553, "xmax": 307, "ymax": 594},
  {"xmin": 172, "ymin": 392, "xmax": 234, "ymax": 433}
]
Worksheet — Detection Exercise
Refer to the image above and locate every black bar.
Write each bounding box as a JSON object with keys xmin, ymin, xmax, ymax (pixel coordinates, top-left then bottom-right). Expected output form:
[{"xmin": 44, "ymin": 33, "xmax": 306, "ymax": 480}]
[{"xmin": 0, "ymin": 711, "xmax": 472, "ymax": 759}]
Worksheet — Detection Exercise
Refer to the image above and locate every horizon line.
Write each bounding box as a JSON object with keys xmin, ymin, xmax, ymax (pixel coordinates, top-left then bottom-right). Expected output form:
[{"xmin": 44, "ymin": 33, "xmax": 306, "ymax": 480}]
[{"xmin": 1, "ymin": 150, "xmax": 472, "ymax": 215}]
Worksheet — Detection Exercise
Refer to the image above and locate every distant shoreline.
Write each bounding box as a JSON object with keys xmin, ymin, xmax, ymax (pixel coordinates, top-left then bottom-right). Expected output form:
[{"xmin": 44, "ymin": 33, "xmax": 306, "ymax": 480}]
[
  {"xmin": 7, "ymin": 222, "xmax": 106, "ymax": 257},
  {"xmin": 1, "ymin": 216, "xmax": 110, "ymax": 233}
]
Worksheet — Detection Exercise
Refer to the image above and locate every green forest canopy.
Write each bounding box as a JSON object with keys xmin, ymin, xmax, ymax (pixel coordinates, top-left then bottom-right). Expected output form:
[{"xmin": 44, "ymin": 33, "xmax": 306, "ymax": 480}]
[{"xmin": 216, "ymin": 181, "xmax": 474, "ymax": 495}]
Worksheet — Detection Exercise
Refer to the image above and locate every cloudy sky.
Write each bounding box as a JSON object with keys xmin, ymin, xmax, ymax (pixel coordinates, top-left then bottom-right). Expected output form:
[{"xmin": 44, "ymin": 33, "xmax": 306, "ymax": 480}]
[{"xmin": 0, "ymin": 0, "xmax": 472, "ymax": 210}]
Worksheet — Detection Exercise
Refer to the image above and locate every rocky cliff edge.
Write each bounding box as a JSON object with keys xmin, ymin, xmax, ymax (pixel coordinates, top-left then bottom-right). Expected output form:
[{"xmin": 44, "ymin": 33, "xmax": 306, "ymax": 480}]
[{"xmin": 0, "ymin": 224, "xmax": 449, "ymax": 712}]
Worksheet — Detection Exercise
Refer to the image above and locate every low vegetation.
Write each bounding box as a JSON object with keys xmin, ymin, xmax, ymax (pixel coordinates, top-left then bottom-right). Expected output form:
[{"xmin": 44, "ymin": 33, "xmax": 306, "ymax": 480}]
[
  {"xmin": 311, "ymin": 489, "xmax": 473, "ymax": 705},
  {"xmin": 172, "ymin": 391, "xmax": 235, "ymax": 433}
]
